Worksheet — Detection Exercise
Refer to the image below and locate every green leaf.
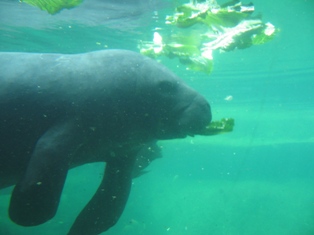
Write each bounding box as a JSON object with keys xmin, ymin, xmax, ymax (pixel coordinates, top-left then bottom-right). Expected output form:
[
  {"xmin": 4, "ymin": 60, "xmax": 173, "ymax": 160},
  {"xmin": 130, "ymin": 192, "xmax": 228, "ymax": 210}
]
[
  {"xmin": 22, "ymin": 0, "xmax": 83, "ymax": 15},
  {"xmin": 204, "ymin": 118, "xmax": 235, "ymax": 135}
]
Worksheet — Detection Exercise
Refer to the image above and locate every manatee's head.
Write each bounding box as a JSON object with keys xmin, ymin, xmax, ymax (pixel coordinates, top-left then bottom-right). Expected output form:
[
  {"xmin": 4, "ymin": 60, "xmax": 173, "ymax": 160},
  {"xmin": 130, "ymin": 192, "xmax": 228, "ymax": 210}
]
[
  {"xmin": 138, "ymin": 61, "xmax": 212, "ymax": 140},
  {"xmin": 154, "ymin": 80, "xmax": 212, "ymax": 139},
  {"xmin": 173, "ymin": 92, "xmax": 212, "ymax": 138}
]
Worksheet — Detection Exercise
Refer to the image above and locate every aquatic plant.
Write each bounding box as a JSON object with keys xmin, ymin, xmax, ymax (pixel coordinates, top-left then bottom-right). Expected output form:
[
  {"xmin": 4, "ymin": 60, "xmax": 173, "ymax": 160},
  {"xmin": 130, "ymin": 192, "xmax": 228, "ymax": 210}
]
[{"xmin": 139, "ymin": 0, "xmax": 278, "ymax": 74}]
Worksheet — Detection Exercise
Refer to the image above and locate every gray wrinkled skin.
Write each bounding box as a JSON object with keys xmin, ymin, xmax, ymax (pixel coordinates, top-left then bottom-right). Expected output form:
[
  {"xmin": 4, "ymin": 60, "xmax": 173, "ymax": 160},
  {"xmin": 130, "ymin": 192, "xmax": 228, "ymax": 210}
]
[{"xmin": 0, "ymin": 50, "xmax": 211, "ymax": 235}]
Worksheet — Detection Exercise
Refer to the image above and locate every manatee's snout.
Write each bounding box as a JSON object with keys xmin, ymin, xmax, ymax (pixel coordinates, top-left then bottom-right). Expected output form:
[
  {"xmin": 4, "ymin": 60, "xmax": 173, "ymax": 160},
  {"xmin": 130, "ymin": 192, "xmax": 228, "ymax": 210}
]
[{"xmin": 179, "ymin": 95, "xmax": 212, "ymax": 136}]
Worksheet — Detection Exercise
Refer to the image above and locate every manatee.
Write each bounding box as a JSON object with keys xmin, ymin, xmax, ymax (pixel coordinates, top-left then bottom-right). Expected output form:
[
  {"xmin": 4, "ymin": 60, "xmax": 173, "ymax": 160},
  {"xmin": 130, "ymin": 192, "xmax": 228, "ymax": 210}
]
[{"xmin": 0, "ymin": 50, "xmax": 211, "ymax": 235}]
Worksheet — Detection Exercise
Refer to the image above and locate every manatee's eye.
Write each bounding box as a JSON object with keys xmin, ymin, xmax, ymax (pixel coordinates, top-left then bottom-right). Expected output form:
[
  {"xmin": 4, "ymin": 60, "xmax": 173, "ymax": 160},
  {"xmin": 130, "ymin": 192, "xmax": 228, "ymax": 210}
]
[{"xmin": 158, "ymin": 80, "xmax": 176, "ymax": 93}]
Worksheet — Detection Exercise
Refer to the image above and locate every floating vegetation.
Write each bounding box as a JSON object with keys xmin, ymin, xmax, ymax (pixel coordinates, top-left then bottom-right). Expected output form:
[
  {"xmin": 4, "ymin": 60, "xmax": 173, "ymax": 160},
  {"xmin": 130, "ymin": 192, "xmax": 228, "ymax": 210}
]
[
  {"xmin": 139, "ymin": 0, "xmax": 278, "ymax": 74},
  {"xmin": 21, "ymin": 0, "xmax": 83, "ymax": 14}
]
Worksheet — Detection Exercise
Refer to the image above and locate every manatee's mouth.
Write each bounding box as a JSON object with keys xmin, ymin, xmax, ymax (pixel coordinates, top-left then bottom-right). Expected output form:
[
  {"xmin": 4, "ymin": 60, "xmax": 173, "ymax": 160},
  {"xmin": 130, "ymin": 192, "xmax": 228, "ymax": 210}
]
[
  {"xmin": 177, "ymin": 101, "xmax": 212, "ymax": 137},
  {"xmin": 156, "ymin": 102, "xmax": 211, "ymax": 140},
  {"xmin": 180, "ymin": 118, "xmax": 212, "ymax": 137}
]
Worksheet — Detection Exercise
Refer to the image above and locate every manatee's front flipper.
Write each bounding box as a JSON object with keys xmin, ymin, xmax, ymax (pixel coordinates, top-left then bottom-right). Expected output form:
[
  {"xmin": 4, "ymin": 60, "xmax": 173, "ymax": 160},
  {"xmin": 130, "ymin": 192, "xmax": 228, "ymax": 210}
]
[
  {"xmin": 68, "ymin": 150, "xmax": 137, "ymax": 235},
  {"xmin": 132, "ymin": 140, "xmax": 162, "ymax": 178},
  {"xmin": 9, "ymin": 122, "xmax": 82, "ymax": 226}
]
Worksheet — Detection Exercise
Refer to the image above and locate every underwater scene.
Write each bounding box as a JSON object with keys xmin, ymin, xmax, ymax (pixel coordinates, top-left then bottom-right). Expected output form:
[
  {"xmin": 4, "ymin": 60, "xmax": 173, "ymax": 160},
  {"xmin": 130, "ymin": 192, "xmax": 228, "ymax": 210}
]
[{"xmin": 0, "ymin": 0, "xmax": 313, "ymax": 234}]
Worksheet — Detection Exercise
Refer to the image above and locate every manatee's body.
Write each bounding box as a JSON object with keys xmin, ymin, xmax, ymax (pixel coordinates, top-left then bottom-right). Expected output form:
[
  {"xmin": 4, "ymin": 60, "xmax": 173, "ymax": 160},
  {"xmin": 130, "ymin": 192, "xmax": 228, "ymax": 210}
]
[{"xmin": 0, "ymin": 50, "xmax": 211, "ymax": 235}]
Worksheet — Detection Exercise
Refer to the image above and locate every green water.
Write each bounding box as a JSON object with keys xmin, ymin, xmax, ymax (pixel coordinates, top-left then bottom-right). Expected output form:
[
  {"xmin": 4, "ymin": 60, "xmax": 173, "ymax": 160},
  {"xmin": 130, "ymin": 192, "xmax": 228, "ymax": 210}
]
[{"xmin": 1, "ymin": 0, "xmax": 314, "ymax": 234}]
